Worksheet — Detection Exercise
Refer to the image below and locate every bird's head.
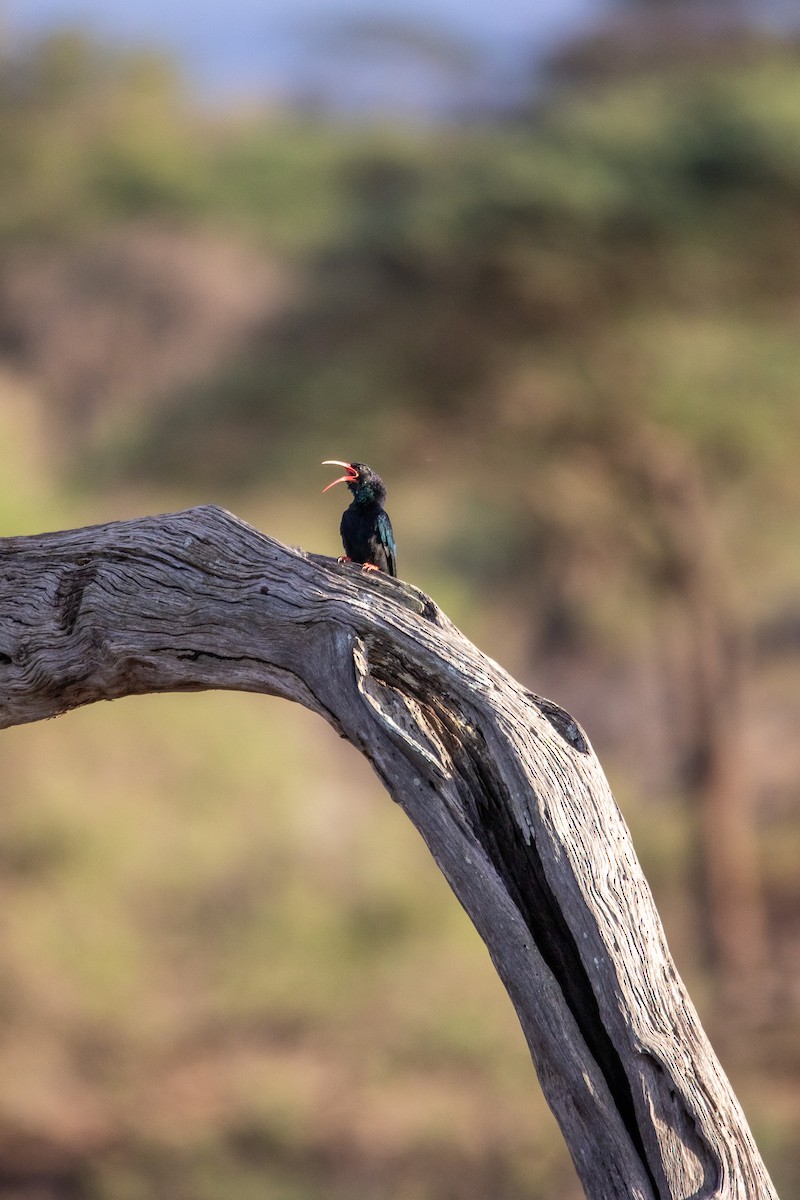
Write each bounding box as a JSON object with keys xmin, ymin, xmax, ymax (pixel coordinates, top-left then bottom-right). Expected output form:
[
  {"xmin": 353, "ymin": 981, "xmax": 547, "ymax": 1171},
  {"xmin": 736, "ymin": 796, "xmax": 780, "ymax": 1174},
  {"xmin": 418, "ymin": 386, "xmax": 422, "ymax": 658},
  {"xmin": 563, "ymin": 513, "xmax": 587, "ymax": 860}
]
[{"xmin": 322, "ymin": 461, "xmax": 386, "ymax": 504}]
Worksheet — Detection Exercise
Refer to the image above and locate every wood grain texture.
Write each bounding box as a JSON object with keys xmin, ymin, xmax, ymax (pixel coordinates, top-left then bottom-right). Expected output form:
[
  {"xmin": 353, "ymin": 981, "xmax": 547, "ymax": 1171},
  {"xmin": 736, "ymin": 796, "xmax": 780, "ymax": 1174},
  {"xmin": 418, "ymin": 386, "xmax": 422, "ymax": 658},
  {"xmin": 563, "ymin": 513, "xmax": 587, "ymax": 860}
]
[{"xmin": 0, "ymin": 506, "xmax": 778, "ymax": 1200}]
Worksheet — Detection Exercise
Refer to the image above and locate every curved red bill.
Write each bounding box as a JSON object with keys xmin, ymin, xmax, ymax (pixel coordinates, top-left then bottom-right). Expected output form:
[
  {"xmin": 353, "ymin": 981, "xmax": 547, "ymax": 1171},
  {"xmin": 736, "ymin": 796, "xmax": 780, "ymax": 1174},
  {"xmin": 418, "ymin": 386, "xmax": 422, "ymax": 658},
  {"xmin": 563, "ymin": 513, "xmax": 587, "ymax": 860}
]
[{"xmin": 322, "ymin": 460, "xmax": 358, "ymax": 492}]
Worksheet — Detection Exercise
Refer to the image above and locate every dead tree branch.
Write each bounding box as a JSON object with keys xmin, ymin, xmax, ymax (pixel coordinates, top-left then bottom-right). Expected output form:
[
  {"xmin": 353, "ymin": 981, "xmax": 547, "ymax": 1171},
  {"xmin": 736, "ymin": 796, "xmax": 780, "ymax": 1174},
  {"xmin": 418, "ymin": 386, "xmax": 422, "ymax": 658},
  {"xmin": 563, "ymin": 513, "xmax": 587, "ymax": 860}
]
[{"xmin": 0, "ymin": 505, "xmax": 778, "ymax": 1200}]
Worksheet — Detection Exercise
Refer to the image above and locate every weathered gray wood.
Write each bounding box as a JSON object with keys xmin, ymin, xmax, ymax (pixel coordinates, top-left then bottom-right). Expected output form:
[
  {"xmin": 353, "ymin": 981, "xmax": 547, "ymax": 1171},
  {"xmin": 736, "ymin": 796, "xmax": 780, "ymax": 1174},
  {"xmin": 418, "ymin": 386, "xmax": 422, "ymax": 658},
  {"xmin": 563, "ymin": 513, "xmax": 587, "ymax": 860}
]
[{"xmin": 0, "ymin": 505, "xmax": 778, "ymax": 1200}]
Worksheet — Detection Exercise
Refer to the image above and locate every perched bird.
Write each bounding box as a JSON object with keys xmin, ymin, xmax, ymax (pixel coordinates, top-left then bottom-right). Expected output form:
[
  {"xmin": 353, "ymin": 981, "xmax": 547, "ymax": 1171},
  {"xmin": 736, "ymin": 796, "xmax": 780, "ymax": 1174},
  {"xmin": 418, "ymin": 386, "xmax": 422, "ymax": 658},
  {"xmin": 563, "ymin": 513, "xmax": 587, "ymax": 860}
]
[{"xmin": 322, "ymin": 460, "xmax": 397, "ymax": 577}]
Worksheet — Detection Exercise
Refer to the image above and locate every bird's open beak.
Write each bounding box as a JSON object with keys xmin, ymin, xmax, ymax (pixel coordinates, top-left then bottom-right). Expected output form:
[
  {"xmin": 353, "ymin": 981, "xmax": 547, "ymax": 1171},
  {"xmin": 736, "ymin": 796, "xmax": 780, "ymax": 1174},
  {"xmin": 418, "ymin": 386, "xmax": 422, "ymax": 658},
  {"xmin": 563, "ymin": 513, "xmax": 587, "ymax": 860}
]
[{"xmin": 322, "ymin": 461, "xmax": 358, "ymax": 492}]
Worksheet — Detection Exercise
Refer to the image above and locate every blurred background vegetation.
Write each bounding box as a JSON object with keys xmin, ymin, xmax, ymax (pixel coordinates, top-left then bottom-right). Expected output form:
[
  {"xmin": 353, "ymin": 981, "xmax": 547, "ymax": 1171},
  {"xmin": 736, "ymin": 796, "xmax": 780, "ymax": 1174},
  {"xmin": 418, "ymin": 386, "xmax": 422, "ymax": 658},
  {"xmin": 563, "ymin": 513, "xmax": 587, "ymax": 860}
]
[{"xmin": 1, "ymin": 2, "xmax": 799, "ymax": 1197}]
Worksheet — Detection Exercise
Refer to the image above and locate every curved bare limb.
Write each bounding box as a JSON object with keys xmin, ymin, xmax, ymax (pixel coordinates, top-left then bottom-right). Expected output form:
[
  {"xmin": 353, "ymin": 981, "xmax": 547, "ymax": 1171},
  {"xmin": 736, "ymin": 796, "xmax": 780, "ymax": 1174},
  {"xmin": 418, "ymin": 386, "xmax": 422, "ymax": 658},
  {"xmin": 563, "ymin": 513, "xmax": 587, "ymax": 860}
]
[{"xmin": 0, "ymin": 505, "xmax": 778, "ymax": 1200}]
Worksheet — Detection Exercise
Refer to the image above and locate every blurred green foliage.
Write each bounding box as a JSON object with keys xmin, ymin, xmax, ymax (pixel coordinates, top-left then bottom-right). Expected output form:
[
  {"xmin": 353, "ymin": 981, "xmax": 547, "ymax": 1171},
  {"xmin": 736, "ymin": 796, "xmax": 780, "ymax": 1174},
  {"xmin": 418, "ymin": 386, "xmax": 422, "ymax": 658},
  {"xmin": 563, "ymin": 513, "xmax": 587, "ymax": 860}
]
[
  {"xmin": 1, "ymin": 21, "xmax": 800, "ymax": 1200},
  {"xmin": 0, "ymin": 32, "xmax": 204, "ymax": 233}
]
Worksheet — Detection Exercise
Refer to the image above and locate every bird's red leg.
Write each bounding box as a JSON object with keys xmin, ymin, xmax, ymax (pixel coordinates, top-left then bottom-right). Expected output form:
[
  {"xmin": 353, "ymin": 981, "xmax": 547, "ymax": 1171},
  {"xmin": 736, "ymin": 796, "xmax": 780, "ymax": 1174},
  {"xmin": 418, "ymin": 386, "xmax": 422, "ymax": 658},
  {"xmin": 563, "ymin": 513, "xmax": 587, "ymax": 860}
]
[
  {"xmin": 337, "ymin": 555, "xmax": 352, "ymax": 564},
  {"xmin": 361, "ymin": 563, "xmax": 381, "ymax": 573}
]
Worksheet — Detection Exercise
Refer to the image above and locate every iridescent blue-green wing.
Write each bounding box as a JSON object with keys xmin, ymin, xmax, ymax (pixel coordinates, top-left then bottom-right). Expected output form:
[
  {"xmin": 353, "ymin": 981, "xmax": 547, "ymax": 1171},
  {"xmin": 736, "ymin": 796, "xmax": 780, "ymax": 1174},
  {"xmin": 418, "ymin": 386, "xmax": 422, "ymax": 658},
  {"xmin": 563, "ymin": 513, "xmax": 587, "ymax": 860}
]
[{"xmin": 377, "ymin": 509, "xmax": 397, "ymax": 577}]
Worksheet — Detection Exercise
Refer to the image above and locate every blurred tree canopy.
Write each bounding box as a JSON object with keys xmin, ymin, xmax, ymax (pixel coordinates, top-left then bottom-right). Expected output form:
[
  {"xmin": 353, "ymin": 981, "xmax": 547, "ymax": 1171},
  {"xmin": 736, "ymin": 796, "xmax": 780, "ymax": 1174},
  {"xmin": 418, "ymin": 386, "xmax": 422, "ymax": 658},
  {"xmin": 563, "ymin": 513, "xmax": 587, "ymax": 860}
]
[
  {"xmin": 0, "ymin": 31, "xmax": 207, "ymax": 235},
  {"xmin": 2, "ymin": 19, "xmax": 799, "ymax": 790}
]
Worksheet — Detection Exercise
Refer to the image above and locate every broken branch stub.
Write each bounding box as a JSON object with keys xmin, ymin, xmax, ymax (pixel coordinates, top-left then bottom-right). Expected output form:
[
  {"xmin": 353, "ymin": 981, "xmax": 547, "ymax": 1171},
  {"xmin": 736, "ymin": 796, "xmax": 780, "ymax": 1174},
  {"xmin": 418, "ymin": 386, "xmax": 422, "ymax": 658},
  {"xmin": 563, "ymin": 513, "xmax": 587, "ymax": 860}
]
[{"xmin": 0, "ymin": 505, "xmax": 778, "ymax": 1200}]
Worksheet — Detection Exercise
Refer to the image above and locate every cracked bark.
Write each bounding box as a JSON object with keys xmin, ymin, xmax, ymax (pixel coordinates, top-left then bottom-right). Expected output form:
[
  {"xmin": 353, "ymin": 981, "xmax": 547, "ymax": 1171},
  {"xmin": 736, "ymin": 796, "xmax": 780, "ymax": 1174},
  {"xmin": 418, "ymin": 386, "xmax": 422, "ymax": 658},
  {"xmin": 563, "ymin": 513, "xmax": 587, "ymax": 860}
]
[{"xmin": 0, "ymin": 505, "xmax": 778, "ymax": 1200}]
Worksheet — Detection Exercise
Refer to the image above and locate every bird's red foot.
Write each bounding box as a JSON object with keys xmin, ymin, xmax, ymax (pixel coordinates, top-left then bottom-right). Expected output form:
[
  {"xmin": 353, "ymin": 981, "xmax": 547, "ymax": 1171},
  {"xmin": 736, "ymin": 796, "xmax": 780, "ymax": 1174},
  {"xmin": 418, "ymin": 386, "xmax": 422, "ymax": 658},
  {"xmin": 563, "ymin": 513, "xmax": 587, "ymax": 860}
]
[
  {"xmin": 337, "ymin": 555, "xmax": 352, "ymax": 564},
  {"xmin": 361, "ymin": 562, "xmax": 381, "ymax": 573}
]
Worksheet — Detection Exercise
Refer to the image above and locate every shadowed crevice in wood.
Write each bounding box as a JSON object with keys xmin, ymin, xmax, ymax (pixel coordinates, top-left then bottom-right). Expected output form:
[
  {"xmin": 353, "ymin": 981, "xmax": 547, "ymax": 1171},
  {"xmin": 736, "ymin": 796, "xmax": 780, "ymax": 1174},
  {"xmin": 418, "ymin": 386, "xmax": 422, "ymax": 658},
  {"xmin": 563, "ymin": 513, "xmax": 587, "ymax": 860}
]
[
  {"xmin": 433, "ymin": 709, "xmax": 660, "ymax": 1196},
  {"xmin": 639, "ymin": 1051, "xmax": 720, "ymax": 1200},
  {"xmin": 531, "ymin": 695, "xmax": 590, "ymax": 755},
  {"xmin": 54, "ymin": 562, "xmax": 98, "ymax": 635},
  {"xmin": 359, "ymin": 643, "xmax": 658, "ymax": 1187}
]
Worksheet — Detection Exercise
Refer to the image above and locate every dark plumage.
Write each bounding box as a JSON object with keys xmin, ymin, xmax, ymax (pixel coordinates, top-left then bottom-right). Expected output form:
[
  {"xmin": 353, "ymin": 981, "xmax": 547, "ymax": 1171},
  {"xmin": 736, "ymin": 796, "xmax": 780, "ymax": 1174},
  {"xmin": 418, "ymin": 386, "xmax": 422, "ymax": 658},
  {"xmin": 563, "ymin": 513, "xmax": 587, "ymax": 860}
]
[{"xmin": 322, "ymin": 460, "xmax": 397, "ymax": 577}]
